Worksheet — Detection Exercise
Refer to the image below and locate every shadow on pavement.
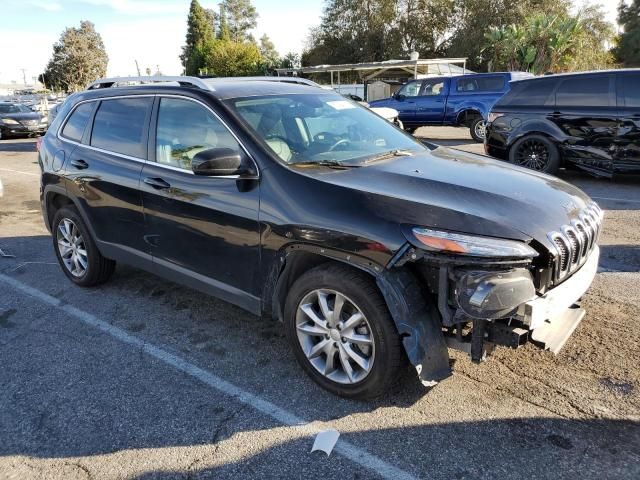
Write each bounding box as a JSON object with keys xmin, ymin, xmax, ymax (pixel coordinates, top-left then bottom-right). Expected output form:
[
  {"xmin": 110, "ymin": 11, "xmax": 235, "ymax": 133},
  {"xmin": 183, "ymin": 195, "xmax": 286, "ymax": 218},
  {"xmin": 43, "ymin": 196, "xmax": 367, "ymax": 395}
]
[
  {"xmin": 0, "ymin": 139, "xmax": 37, "ymax": 153},
  {"xmin": 1, "ymin": 234, "xmax": 639, "ymax": 478},
  {"xmin": 599, "ymin": 245, "xmax": 640, "ymax": 273}
]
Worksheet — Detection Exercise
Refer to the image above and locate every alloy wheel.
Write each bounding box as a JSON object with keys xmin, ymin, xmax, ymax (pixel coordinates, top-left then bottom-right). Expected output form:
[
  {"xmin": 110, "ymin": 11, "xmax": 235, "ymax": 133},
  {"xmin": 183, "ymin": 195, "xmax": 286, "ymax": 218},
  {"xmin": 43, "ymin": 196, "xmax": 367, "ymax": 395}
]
[
  {"xmin": 515, "ymin": 139, "xmax": 549, "ymax": 170},
  {"xmin": 474, "ymin": 120, "xmax": 486, "ymax": 140},
  {"xmin": 295, "ymin": 289, "xmax": 375, "ymax": 384},
  {"xmin": 56, "ymin": 218, "xmax": 88, "ymax": 277}
]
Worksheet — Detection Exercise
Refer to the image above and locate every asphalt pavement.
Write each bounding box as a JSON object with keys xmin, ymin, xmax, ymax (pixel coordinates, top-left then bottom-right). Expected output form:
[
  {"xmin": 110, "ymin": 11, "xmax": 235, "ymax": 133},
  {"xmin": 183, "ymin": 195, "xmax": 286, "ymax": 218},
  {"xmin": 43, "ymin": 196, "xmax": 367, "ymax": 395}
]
[{"xmin": 1, "ymin": 130, "xmax": 639, "ymax": 479}]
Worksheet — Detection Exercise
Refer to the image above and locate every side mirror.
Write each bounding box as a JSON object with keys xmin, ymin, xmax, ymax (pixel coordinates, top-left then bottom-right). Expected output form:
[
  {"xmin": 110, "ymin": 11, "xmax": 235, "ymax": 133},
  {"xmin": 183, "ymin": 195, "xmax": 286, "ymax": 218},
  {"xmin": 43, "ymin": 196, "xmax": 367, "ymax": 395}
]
[
  {"xmin": 191, "ymin": 148, "xmax": 249, "ymax": 176},
  {"xmin": 395, "ymin": 93, "xmax": 406, "ymax": 101}
]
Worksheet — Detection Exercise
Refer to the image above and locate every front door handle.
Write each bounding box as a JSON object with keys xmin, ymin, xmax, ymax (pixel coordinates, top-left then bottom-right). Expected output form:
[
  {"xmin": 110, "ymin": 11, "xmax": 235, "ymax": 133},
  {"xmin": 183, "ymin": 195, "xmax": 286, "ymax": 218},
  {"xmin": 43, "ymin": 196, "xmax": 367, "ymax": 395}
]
[
  {"xmin": 143, "ymin": 177, "xmax": 171, "ymax": 190},
  {"xmin": 70, "ymin": 159, "xmax": 89, "ymax": 169}
]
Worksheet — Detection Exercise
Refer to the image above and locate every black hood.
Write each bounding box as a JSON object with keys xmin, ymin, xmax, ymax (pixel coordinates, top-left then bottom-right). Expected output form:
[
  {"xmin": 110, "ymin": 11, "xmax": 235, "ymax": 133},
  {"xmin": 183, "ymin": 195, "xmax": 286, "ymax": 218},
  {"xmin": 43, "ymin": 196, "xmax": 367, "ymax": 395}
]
[{"xmin": 298, "ymin": 146, "xmax": 593, "ymax": 251}]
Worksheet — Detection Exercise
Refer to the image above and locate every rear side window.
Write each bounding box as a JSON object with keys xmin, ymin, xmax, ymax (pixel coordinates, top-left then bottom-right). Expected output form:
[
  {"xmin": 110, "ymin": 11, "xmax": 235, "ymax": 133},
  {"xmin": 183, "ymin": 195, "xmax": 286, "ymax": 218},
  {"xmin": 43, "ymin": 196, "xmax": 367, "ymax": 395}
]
[
  {"xmin": 619, "ymin": 73, "xmax": 640, "ymax": 108},
  {"xmin": 456, "ymin": 75, "xmax": 505, "ymax": 92},
  {"xmin": 61, "ymin": 102, "xmax": 94, "ymax": 142},
  {"xmin": 556, "ymin": 76, "xmax": 610, "ymax": 107},
  {"xmin": 494, "ymin": 79, "xmax": 557, "ymax": 107},
  {"xmin": 91, "ymin": 97, "xmax": 153, "ymax": 158}
]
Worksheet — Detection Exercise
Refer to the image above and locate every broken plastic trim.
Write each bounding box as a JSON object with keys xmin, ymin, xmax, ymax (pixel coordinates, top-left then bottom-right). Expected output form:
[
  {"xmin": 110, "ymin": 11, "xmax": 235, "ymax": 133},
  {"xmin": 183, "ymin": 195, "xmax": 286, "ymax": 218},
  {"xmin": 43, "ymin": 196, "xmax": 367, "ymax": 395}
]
[{"xmin": 376, "ymin": 268, "xmax": 451, "ymax": 386}]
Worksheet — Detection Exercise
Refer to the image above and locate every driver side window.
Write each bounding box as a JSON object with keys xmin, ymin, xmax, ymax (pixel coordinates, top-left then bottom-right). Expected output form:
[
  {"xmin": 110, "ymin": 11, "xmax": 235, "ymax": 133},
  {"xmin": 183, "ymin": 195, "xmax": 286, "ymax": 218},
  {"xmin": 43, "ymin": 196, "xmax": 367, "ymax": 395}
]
[
  {"xmin": 155, "ymin": 98, "xmax": 241, "ymax": 171},
  {"xmin": 397, "ymin": 81, "xmax": 421, "ymax": 97}
]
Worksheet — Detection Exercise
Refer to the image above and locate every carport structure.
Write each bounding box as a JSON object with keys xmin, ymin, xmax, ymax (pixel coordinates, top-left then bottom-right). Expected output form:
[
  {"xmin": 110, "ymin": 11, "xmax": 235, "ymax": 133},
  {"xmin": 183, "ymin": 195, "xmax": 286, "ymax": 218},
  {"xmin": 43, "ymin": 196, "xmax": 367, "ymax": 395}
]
[{"xmin": 275, "ymin": 57, "xmax": 469, "ymax": 99}]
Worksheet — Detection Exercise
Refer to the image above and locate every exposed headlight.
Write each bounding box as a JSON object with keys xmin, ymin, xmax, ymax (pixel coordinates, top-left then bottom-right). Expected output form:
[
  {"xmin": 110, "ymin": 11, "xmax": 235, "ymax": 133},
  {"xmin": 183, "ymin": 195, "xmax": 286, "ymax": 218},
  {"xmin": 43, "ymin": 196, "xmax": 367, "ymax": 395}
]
[
  {"xmin": 1, "ymin": 118, "xmax": 19, "ymax": 125},
  {"xmin": 412, "ymin": 227, "xmax": 538, "ymax": 258},
  {"xmin": 487, "ymin": 112, "xmax": 504, "ymax": 123}
]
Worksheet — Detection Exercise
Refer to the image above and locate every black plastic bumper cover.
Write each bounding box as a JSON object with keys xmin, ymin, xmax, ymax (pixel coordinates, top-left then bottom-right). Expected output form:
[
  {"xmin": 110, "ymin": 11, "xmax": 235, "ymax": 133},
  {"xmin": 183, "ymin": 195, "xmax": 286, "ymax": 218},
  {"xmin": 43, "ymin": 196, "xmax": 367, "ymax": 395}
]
[{"xmin": 377, "ymin": 268, "xmax": 451, "ymax": 386}]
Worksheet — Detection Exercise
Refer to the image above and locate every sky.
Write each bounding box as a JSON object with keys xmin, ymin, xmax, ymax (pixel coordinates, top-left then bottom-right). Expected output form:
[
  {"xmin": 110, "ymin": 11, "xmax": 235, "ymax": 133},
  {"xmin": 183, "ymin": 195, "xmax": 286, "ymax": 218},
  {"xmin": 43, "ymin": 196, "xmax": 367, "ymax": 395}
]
[
  {"xmin": 0, "ymin": 0, "xmax": 324, "ymax": 83},
  {"xmin": 0, "ymin": 0, "xmax": 624, "ymax": 85}
]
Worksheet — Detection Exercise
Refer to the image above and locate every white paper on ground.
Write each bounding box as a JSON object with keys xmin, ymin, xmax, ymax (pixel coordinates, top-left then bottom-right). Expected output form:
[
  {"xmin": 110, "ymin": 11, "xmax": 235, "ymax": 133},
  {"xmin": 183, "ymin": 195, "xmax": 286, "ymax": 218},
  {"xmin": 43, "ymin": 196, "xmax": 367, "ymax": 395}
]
[{"xmin": 310, "ymin": 429, "xmax": 340, "ymax": 456}]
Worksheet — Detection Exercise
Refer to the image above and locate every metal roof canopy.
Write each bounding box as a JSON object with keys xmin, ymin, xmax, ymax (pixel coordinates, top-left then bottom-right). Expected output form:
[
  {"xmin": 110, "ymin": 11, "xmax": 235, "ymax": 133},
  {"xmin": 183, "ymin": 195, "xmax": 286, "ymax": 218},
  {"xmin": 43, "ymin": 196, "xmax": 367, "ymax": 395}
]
[{"xmin": 275, "ymin": 57, "xmax": 468, "ymax": 83}]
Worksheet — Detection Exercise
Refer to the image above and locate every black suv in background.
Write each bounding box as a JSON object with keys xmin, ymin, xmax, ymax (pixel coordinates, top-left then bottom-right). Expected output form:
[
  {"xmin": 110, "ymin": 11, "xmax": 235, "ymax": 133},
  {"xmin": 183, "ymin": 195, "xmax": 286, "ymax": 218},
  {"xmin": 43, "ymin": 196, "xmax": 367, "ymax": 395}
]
[
  {"xmin": 40, "ymin": 76, "xmax": 602, "ymax": 398},
  {"xmin": 485, "ymin": 69, "xmax": 640, "ymax": 177}
]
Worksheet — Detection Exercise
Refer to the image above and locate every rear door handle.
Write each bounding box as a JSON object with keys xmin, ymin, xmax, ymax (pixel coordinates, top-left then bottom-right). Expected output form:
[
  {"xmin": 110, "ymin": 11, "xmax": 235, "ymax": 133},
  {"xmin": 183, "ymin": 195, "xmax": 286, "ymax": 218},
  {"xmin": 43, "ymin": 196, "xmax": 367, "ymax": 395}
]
[
  {"xmin": 143, "ymin": 177, "xmax": 171, "ymax": 190},
  {"xmin": 70, "ymin": 159, "xmax": 89, "ymax": 169}
]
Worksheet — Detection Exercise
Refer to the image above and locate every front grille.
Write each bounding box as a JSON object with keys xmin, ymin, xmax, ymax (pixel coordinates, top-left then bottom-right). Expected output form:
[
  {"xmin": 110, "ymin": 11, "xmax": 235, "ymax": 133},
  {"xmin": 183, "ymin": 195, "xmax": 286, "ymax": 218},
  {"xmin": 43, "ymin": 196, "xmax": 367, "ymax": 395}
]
[
  {"xmin": 547, "ymin": 202, "xmax": 602, "ymax": 284},
  {"xmin": 21, "ymin": 119, "xmax": 38, "ymax": 126}
]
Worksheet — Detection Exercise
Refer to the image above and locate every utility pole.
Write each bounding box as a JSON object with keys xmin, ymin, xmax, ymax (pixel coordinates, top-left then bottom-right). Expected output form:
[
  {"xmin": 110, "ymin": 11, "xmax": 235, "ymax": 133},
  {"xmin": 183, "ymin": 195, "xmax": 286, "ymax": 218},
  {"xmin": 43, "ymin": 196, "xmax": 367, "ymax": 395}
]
[
  {"xmin": 20, "ymin": 68, "xmax": 27, "ymax": 86},
  {"xmin": 134, "ymin": 60, "xmax": 141, "ymax": 76}
]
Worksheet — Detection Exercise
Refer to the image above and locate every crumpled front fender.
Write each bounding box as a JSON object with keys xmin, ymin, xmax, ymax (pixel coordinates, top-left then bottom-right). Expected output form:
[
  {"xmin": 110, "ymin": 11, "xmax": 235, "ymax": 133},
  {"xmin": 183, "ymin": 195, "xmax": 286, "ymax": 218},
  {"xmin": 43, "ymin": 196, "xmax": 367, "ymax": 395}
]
[{"xmin": 376, "ymin": 268, "xmax": 451, "ymax": 386}]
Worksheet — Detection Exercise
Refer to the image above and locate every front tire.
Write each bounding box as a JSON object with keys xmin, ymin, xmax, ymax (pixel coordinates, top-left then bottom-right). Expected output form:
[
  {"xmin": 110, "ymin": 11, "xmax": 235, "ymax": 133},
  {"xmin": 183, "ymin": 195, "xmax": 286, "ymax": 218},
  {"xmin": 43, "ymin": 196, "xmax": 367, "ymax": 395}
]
[
  {"xmin": 469, "ymin": 116, "xmax": 486, "ymax": 143},
  {"xmin": 508, "ymin": 134, "xmax": 560, "ymax": 174},
  {"xmin": 52, "ymin": 206, "xmax": 115, "ymax": 286},
  {"xmin": 284, "ymin": 263, "xmax": 404, "ymax": 398}
]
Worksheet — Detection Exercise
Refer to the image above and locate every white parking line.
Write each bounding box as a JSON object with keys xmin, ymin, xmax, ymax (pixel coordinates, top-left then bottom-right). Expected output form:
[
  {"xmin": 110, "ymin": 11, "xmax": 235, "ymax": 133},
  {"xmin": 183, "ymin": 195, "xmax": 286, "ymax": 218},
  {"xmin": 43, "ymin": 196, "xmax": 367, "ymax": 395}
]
[
  {"xmin": 0, "ymin": 167, "xmax": 39, "ymax": 177},
  {"xmin": 0, "ymin": 273, "xmax": 419, "ymax": 480}
]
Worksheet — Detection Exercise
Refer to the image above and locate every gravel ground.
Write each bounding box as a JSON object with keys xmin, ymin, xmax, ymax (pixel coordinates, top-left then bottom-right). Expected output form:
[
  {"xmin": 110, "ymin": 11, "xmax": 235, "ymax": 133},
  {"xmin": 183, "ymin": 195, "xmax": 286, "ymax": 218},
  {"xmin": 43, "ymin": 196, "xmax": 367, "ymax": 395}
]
[{"xmin": 1, "ymin": 132, "xmax": 638, "ymax": 480}]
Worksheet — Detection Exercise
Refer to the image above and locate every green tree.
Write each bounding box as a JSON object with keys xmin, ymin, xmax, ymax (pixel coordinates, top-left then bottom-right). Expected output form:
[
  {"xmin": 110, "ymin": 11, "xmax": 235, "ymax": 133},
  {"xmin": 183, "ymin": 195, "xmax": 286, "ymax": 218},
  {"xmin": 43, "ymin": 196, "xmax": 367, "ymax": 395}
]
[
  {"xmin": 218, "ymin": 4, "xmax": 230, "ymax": 40},
  {"xmin": 614, "ymin": 0, "xmax": 640, "ymax": 67},
  {"xmin": 41, "ymin": 20, "xmax": 108, "ymax": 92},
  {"xmin": 259, "ymin": 34, "xmax": 280, "ymax": 71},
  {"xmin": 396, "ymin": 0, "xmax": 454, "ymax": 56},
  {"xmin": 280, "ymin": 52, "xmax": 301, "ymax": 69},
  {"xmin": 220, "ymin": 0, "xmax": 258, "ymax": 43},
  {"xmin": 483, "ymin": 8, "xmax": 614, "ymax": 74},
  {"xmin": 445, "ymin": 0, "xmax": 570, "ymax": 70},
  {"xmin": 203, "ymin": 40, "xmax": 262, "ymax": 76},
  {"xmin": 303, "ymin": 0, "xmax": 400, "ymax": 65},
  {"xmin": 181, "ymin": 0, "xmax": 216, "ymax": 75}
]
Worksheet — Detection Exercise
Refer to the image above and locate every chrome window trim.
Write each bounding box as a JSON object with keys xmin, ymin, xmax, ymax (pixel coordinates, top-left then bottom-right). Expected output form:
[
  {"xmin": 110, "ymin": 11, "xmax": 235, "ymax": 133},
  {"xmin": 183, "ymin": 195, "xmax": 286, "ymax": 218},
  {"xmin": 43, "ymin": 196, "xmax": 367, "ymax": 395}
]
[{"xmin": 56, "ymin": 93, "xmax": 259, "ymax": 180}]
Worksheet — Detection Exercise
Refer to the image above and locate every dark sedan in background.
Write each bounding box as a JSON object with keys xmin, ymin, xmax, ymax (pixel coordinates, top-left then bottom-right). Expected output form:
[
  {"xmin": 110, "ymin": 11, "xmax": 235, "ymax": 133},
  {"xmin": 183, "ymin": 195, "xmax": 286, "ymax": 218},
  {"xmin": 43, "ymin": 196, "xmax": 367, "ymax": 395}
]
[
  {"xmin": 0, "ymin": 102, "xmax": 48, "ymax": 140},
  {"xmin": 485, "ymin": 69, "xmax": 640, "ymax": 177}
]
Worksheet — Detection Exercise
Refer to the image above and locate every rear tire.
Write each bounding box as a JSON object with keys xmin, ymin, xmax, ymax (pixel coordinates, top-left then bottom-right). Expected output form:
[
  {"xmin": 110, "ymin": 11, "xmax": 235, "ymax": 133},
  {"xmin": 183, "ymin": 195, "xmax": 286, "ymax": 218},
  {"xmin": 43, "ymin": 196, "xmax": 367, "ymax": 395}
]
[
  {"xmin": 52, "ymin": 206, "xmax": 115, "ymax": 287},
  {"xmin": 508, "ymin": 134, "xmax": 560, "ymax": 174},
  {"xmin": 469, "ymin": 116, "xmax": 486, "ymax": 143},
  {"xmin": 284, "ymin": 263, "xmax": 404, "ymax": 399}
]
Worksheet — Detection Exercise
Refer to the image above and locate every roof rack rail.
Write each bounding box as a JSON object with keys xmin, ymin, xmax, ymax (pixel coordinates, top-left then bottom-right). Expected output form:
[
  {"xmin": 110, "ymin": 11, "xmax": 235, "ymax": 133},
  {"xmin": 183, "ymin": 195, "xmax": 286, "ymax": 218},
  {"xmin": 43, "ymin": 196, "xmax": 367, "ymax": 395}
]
[
  {"xmin": 204, "ymin": 76, "xmax": 320, "ymax": 88},
  {"xmin": 86, "ymin": 76, "xmax": 211, "ymax": 91}
]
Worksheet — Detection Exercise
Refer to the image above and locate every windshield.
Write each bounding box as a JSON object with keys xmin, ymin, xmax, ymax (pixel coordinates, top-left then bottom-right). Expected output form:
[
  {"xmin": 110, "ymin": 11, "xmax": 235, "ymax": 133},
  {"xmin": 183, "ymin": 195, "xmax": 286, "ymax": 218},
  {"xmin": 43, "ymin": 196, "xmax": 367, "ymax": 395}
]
[
  {"xmin": 0, "ymin": 104, "xmax": 31, "ymax": 114},
  {"xmin": 225, "ymin": 93, "xmax": 425, "ymax": 165}
]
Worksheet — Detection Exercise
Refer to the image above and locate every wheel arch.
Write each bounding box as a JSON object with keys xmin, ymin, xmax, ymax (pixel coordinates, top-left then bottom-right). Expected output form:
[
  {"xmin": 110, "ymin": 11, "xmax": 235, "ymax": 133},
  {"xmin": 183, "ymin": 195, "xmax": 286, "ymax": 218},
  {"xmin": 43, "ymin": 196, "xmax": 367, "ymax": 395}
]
[
  {"xmin": 455, "ymin": 107, "xmax": 484, "ymax": 126},
  {"xmin": 43, "ymin": 187, "xmax": 102, "ymax": 247},
  {"xmin": 266, "ymin": 243, "xmax": 451, "ymax": 385},
  {"xmin": 506, "ymin": 130, "xmax": 564, "ymax": 166},
  {"xmin": 266, "ymin": 244, "xmax": 384, "ymax": 323}
]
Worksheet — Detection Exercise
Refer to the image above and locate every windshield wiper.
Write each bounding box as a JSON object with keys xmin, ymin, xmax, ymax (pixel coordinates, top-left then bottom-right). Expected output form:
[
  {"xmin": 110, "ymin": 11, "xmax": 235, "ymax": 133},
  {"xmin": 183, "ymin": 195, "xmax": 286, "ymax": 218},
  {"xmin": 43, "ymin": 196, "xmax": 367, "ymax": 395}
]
[
  {"xmin": 361, "ymin": 149, "xmax": 415, "ymax": 164},
  {"xmin": 292, "ymin": 160, "xmax": 360, "ymax": 168}
]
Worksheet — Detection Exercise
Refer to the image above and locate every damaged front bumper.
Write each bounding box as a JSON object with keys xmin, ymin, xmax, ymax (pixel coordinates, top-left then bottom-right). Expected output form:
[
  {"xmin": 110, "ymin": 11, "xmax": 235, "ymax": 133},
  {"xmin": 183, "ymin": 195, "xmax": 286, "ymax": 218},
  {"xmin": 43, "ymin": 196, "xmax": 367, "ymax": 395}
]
[
  {"xmin": 522, "ymin": 245, "xmax": 599, "ymax": 352},
  {"xmin": 380, "ymin": 243, "xmax": 599, "ymax": 386},
  {"xmin": 448, "ymin": 246, "xmax": 599, "ymax": 360}
]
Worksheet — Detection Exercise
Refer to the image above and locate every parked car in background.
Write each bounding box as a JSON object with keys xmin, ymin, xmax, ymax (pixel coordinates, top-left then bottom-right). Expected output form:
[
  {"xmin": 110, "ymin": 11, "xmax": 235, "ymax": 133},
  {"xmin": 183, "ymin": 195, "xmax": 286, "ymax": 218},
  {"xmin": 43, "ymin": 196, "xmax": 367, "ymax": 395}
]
[
  {"xmin": 47, "ymin": 102, "xmax": 63, "ymax": 125},
  {"xmin": 40, "ymin": 76, "xmax": 601, "ymax": 398},
  {"xmin": 485, "ymin": 69, "xmax": 640, "ymax": 177},
  {"xmin": 0, "ymin": 102, "xmax": 48, "ymax": 139},
  {"xmin": 369, "ymin": 72, "xmax": 533, "ymax": 142}
]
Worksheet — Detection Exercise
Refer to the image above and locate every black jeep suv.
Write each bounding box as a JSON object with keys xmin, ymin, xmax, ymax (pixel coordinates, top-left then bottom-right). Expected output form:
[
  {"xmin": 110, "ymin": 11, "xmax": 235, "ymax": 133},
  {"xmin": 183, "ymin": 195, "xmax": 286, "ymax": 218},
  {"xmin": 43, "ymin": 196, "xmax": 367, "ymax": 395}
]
[
  {"xmin": 485, "ymin": 69, "xmax": 640, "ymax": 177},
  {"xmin": 39, "ymin": 76, "xmax": 602, "ymax": 398}
]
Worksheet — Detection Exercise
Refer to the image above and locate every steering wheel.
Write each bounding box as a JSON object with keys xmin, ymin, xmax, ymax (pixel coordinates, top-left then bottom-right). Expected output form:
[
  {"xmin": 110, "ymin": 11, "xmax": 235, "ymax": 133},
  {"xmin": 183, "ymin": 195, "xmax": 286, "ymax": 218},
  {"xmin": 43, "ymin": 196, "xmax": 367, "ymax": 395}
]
[
  {"xmin": 313, "ymin": 132, "xmax": 338, "ymax": 143},
  {"xmin": 328, "ymin": 138, "xmax": 351, "ymax": 151},
  {"xmin": 265, "ymin": 134, "xmax": 290, "ymax": 145}
]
